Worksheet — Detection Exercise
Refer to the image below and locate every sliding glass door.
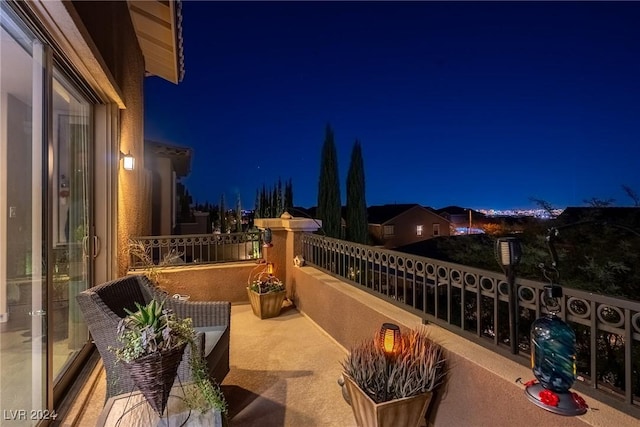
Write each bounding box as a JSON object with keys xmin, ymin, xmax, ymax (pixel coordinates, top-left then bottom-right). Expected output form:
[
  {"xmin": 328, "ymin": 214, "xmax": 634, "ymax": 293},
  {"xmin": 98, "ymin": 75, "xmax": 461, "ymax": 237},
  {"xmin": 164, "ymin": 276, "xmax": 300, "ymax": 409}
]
[
  {"xmin": 0, "ymin": 4, "xmax": 48, "ymax": 423},
  {"xmin": 1, "ymin": 3, "xmax": 94, "ymax": 424},
  {"xmin": 51, "ymin": 71, "xmax": 91, "ymax": 385}
]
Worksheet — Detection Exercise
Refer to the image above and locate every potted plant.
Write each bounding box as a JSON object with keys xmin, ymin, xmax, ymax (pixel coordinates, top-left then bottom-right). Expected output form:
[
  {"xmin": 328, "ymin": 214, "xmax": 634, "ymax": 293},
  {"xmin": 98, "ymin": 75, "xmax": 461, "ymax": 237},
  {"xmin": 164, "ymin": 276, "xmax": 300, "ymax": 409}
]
[
  {"xmin": 340, "ymin": 324, "xmax": 447, "ymax": 427},
  {"xmin": 247, "ymin": 263, "xmax": 286, "ymax": 319},
  {"xmin": 111, "ymin": 299, "xmax": 227, "ymax": 419}
]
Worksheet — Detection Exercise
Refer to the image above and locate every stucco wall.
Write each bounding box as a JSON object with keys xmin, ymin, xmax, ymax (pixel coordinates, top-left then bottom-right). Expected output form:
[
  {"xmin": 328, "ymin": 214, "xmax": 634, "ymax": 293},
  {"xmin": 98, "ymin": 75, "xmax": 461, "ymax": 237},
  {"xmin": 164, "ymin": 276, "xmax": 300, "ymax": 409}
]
[
  {"xmin": 292, "ymin": 266, "xmax": 634, "ymax": 427},
  {"xmin": 72, "ymin": 1, "xmax": 147, "ymax": 277},
  {"xmin": 143, "ymin": 262, "xmax": 258, "ymax": 303}
]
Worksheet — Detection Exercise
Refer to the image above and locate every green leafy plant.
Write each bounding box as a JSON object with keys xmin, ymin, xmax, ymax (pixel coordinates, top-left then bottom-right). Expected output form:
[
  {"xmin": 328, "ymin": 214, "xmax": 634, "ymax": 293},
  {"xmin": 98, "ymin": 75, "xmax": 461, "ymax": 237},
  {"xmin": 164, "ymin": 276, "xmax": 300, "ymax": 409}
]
[
  {"xmin": 248, "ymin": 265, "xmax": 285, "ymax": 294},
  {"xmin": 112, "ymin": 299, "xmax": 195, "ymax": 362},
  {"xmin": 342, "ymin": 327, "xmax": 446, "ymax": 403},
  {"xmin": 110, "ymin": 299, "xmax": 228, "ymax": 415},
  {"xmin": 184, "ymin": 355, "xmax": 228, "ymax": 415}
]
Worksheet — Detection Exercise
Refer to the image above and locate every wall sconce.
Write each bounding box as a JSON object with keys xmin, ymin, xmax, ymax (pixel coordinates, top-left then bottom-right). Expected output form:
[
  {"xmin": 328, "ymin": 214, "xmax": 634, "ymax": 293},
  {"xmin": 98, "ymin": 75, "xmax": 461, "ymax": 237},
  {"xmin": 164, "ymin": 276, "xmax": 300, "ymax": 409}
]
[
  {"xmin": 379, "ymin": 323, "xmax": 401, "ymax": 356},
  {"xmin": 120, "ymin": 150, "xmax": 135, "ymax": 171},
  {"xmin": 262, "ymin": 228, "xmax": 273, "ymax": 248},
  {"xmin": 266, "ymin": 262, "xmax": 274, "ymax": 275}
]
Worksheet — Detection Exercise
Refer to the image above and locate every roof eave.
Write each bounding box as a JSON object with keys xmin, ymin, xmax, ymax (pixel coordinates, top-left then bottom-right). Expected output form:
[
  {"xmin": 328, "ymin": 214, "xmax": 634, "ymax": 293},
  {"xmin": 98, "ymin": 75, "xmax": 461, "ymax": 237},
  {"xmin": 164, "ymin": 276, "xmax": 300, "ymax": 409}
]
[{"xmin": 128, "ymin": 0, "xmax": 185, "ymax": 84}]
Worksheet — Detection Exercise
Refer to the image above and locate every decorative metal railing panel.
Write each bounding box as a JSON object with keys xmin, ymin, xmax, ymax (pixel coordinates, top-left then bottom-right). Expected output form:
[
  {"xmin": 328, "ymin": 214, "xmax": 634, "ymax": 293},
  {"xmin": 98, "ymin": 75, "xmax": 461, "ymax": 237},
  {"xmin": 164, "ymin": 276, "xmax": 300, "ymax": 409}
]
[
  {"xmin": 302, "ymin": 233, "xmax": 640, "ymax": 414},
  {"xmin": 130, "ymin": 231, "xmax": 263, "ymax": 267}
]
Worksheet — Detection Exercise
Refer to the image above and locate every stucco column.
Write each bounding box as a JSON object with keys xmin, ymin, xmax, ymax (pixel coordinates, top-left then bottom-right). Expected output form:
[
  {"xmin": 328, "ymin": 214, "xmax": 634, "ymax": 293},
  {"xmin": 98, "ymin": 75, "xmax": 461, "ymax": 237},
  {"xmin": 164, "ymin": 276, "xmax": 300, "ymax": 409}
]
[{"xmin": 254, "ymin": 213, "xmax": 321, "ymax": 295}]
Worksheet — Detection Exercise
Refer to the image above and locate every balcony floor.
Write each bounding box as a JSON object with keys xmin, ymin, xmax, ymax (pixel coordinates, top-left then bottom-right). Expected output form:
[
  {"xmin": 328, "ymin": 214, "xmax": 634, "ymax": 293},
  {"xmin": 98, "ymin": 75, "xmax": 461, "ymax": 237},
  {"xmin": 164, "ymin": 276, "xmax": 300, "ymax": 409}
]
[{"xmin": 71, "ymin": 303, "xmax": 357, "ymax": 426}]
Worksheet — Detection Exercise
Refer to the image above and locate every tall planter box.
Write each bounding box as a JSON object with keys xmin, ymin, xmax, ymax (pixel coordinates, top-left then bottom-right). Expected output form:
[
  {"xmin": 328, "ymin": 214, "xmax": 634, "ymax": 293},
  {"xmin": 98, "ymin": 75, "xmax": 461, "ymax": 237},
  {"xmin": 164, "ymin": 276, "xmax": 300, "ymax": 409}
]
[
  {"xmin": 343, "ymin": 375, "xmax": 433, "ymax": 427},
  {"xmin": 247, "ymin": 288, "xmax": 286, "ymax": 319}
]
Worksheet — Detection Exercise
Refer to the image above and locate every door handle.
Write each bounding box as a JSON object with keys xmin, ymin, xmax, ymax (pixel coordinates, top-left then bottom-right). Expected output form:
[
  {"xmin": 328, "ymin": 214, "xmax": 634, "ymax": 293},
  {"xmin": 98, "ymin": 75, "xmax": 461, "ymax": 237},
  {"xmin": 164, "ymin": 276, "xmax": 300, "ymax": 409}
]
[
  {"xmin": 29, "ymin": 309, "xmax": 47, "ymax": 316},
  {"xmin": 93, "ymin": 235, "xmax": 101, "ymax": 258},
  {"xmin": 82, "ymin": 235, "xmax": 89, "ymax": 257}
]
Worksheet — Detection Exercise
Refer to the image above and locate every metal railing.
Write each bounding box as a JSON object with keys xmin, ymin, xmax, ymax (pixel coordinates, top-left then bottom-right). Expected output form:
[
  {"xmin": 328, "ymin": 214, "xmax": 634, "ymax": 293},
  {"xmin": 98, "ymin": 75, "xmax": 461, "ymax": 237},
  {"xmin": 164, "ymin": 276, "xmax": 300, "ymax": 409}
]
[
  {"xmin": 130, "ymin": 231, "xmax": 263, "ymax": 267},
  {"xmin": 302, "ymin": 233, "xmax": 640, "ymax": 415}
]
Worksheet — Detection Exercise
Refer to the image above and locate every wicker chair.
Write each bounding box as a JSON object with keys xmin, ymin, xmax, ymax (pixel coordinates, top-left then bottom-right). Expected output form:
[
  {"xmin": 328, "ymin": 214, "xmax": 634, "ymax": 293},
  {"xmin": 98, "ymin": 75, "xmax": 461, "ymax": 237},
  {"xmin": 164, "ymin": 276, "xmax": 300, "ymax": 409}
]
[{"xmin": 76, "ymin": 275, "xmax": 230, "ymax": 401}]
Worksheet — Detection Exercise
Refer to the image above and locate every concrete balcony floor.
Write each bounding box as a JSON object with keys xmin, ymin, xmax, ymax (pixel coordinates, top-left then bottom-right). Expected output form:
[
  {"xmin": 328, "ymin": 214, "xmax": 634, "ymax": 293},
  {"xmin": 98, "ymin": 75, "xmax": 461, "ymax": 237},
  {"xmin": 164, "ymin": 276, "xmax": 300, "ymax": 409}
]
[{"xmin": 67, "ymin": 303, "xmax": 357, "ymax": 426}]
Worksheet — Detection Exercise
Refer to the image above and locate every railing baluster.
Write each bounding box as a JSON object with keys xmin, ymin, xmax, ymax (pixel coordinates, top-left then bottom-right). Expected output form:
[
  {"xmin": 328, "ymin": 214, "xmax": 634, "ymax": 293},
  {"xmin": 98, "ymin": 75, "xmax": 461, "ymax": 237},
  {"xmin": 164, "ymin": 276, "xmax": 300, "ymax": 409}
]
[
  {"xmin": 129, "ymin": 232, "xmax": 261, "ymax": 266},
  {"xmin": 300, "ymin": 233, "xmax": 640, "ymax": 414}
]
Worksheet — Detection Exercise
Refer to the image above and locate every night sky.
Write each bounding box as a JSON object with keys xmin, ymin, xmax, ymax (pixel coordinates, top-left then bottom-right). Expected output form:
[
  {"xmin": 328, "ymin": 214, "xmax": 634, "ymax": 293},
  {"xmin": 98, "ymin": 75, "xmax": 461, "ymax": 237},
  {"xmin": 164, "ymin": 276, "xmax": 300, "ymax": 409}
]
[{"xmin": 144, "ymin": 1, "xmax": 640, "ymax": 211}]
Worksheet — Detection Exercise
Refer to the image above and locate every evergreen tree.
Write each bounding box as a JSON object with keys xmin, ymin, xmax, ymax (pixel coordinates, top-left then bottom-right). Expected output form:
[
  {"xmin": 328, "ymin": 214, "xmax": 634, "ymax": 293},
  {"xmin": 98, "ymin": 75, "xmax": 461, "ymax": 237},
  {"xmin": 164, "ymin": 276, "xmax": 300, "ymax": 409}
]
[
  {"xmin": 284, "ymin": 178, "xmax": 293, "ymax": 212},
  {"xmin": 271, "ymin": 186, "xmax": 278, "ymax": 218},
  {"xmin": 236, "ymin": 193, "xmax": 243, "ymax": 232},
  {"xmin": 254, "ymin": 189, "xmax": 261, "ymax": 219},
  {"xmin": 260, "ymin": 185, "xmax": 267, "ymax": 218},
  {"xmin": 277, "ymin": 177, "xmax": 283, "ymax": 216},
  {"xmin": 317, "ymin": 124, "xmax": 342, "ymax": 238},
  {"xmin": 346, "ymin": 140, "xmax": 368, "ymax": 244},
  {"xmin": 219, "ymin": 193, "xmax": 227, "ymax": 233}
]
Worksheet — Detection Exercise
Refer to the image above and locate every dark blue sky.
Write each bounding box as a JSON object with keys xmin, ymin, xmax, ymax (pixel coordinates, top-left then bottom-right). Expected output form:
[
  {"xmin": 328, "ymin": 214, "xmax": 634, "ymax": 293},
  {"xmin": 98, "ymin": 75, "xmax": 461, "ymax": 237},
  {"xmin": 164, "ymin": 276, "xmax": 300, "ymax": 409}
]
[{"xmin": 145, "ymin": 1, "xmax": 640, "ymax": 211}]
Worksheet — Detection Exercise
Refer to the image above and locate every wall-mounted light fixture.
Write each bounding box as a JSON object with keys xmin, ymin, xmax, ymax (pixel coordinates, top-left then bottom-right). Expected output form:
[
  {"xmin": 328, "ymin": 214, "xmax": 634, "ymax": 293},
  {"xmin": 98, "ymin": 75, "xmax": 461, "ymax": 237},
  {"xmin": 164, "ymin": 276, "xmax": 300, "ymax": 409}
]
[
  {"xmin": 379, "ymin": 323, "xmax": 401, "ymax": 357},
  {"xmin": 266, "ymin": 262, "xmax": 274, "ymax": 275},
  {"xmin": 120, "ymin": 150, "xmax": 135, "ymax": 171},
  {"xmin": 262, "ymin": 228, "xmax": 273, "ymax": 248}
]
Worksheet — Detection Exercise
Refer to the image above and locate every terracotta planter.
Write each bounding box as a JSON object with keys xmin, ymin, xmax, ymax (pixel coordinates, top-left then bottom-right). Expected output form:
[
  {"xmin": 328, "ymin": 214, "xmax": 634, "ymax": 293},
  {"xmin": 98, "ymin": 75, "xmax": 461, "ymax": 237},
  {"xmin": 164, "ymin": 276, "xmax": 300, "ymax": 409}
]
[
  {"xmin": 247, "ymin": 288, "xmax": 286, "ymax": 319},
  {"xmin": 343, "ymin": 374, "xmax": 433, "ymax": 427}
]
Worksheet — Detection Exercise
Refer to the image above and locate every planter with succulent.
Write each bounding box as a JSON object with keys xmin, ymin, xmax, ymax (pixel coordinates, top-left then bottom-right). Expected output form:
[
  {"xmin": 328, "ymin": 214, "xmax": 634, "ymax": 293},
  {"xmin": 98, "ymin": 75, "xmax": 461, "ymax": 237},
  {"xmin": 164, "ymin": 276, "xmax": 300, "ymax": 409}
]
[
  {"xmin": 111, "ymin": 299, "xmax": 227, "ymax": 420},
  {"xmin": 340, "ymin": 324, "xmax": 447, "ymax": 427},
  {"xmin": 247, "ymin": 263, "xmax": 286, "ymax": 319}
]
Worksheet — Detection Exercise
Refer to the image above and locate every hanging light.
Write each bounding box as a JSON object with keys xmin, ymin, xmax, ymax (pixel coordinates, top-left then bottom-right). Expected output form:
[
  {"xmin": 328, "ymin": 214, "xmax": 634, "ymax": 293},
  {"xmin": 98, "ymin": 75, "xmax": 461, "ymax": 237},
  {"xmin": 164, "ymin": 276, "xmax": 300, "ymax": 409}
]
[{"xmin": 379, "ymin": 323, "xmax": 401, "ymax": 356}]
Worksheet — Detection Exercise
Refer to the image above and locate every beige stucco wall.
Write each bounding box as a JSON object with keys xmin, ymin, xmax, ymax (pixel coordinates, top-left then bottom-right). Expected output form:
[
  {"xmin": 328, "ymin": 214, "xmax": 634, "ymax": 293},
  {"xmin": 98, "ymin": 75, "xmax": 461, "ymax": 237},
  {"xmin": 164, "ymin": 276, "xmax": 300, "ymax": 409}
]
[
  {"xmin": 72, "ymin": 1, "xmax": 147, "ymax": 277},
  {"xmin": 142, "ymin": 262, "xmax": 259, "ymax": 303},
  {"xmin": 254, "ymin": 217, "xmax": 321, "ymax": 292},
  {"xmin": 291, "ymin": 266, "xmax": 636, "ymax": 427}
]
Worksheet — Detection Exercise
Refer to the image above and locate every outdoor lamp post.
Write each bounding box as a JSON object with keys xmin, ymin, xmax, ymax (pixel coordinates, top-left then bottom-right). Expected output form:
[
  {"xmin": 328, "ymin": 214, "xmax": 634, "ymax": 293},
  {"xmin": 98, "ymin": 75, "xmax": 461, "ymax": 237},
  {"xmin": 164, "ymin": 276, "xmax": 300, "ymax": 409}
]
[
  {"xmin": 379, "ymin": 323, "xmax": 401, "ymax": 356},
  {"xmin": 495, "ymin": 237, "xmax": 522, "ymax": 354}
]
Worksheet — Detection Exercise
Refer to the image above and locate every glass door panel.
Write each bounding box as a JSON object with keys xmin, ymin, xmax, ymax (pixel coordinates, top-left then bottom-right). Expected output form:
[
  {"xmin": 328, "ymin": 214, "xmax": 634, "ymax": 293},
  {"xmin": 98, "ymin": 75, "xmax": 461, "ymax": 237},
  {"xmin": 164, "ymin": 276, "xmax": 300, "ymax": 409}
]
[
  {"xmin": 0, "ymin": 4, "xmax": 46, "ymax": 425},
  {"xmin": 51, "ymin": 70, "xmax": 91, "ymax": 383}
]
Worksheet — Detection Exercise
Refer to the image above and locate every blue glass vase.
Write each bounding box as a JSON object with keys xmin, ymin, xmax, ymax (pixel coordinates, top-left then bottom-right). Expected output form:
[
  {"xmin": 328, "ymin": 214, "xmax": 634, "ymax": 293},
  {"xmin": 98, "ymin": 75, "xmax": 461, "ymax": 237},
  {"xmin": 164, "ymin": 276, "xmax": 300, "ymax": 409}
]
[{"xmin": 530, "ymin": 314, "xmax": 577, "ymax": 393}]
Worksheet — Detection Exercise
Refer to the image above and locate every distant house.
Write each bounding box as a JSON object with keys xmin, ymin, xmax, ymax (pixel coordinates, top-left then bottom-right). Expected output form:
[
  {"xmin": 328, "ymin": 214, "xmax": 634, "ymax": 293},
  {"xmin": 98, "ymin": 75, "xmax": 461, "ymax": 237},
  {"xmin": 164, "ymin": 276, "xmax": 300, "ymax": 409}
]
[{"xmin": 368, "ymin": 204, "xmax": 450, "ymax": 249}]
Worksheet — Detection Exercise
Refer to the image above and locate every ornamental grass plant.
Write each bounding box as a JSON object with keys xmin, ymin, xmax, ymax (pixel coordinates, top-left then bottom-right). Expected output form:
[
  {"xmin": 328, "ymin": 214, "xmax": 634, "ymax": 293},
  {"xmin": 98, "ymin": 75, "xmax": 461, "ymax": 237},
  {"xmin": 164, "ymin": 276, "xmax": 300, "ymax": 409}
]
[{"xmin": 342, "ymin": 327, "xmax": 446, "ymax": 403}]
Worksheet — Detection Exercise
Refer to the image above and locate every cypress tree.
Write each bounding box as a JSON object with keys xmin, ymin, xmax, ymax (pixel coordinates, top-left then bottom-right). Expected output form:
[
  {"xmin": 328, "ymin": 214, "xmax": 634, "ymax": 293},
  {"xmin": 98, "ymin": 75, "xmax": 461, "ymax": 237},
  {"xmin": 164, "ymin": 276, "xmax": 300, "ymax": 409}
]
[
  {"xmin": 254, "ymin": 189, "xmax": 261, "ymax": 219},
  {"xmin": 260, "ymin": 185, "xmax": 267, "ymax": 218},
  {"xmin": 284, "ymin": 178, "xmax": 293, "ymax": 212},
  {"xmin": 317, "ymin": 124, "xmax": 342, "ymax": 238},
  {"xmin": 277, "ymin": 177, "xmax": 283, "ymax": 216},
  {"xmin": 236, "ymin": 193, "xmax": 243, "ymax": 232},
  {"xmin": 346, "ymin": 140, "xmax": 368, "ymax": 244},
  {"xmin": 219, "ymin": 193, "xmax": 227, "ymax": 233}
]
